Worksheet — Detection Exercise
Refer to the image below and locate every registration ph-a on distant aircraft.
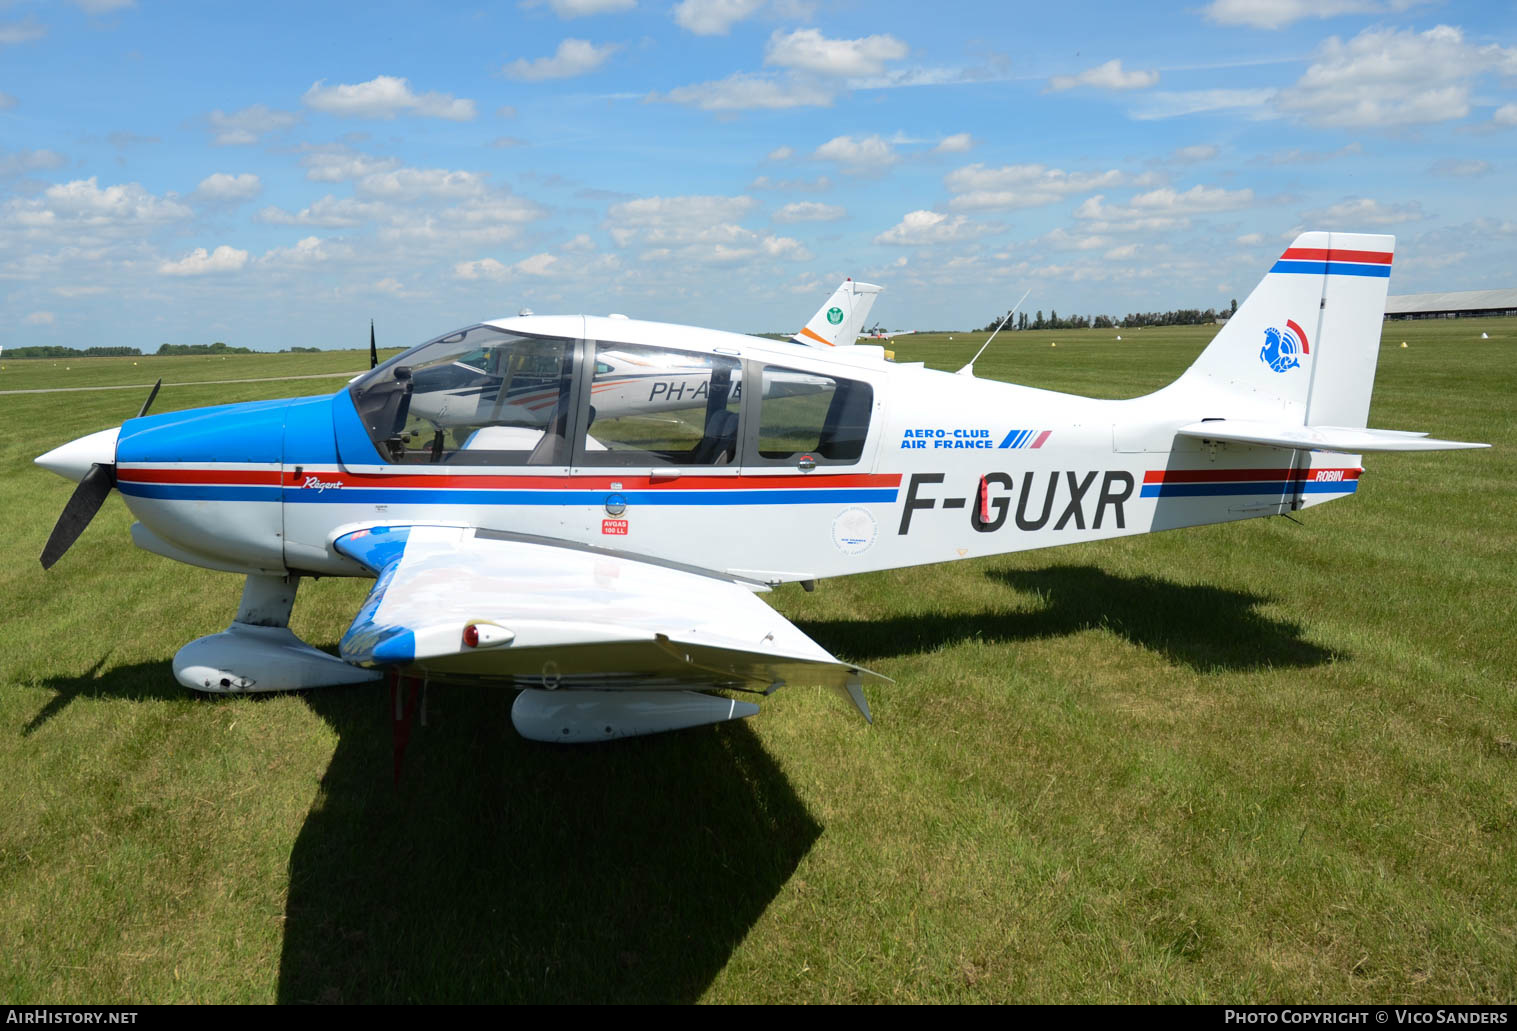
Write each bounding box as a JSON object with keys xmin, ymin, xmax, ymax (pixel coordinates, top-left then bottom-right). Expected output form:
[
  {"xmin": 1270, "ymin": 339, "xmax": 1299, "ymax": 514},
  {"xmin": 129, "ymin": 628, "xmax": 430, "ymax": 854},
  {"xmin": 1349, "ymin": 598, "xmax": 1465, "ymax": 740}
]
[{"xmin": 36, "ymin": 233, "xmax": 1486, "ymax": 743}]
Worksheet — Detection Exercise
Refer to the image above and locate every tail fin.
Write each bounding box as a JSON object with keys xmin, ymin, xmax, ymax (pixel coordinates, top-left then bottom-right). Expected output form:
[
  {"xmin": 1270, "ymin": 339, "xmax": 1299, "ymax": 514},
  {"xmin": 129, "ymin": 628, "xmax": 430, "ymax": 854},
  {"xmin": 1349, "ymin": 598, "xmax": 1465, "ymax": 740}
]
[
  {"xmin": 1175, "ymin": 232, "xmax": 1393, "ymax": 428},
  {"xmin": 792, "ymin": 279, "xmax": 882, "ymax": 349}
]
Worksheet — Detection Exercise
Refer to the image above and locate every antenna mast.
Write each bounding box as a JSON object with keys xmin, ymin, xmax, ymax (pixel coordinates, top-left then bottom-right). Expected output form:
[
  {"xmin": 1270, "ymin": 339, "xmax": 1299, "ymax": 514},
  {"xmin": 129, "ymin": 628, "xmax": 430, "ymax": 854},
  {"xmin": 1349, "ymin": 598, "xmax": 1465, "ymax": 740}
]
[{"xmin": 956, "ymin": 289, "xmax": 1030, "ymax": 376}]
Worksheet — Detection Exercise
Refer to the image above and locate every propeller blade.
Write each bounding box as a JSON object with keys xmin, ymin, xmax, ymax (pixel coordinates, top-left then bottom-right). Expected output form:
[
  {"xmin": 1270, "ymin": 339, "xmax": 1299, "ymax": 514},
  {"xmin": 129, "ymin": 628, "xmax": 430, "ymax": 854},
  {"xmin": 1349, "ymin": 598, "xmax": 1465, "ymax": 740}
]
[
  {"xmin": 40, "ymin": 463, "xmax": 116, "ymax": 570},
  {"xmin": 370, "ymin": 320, "xmax": 378, "ymax": 369},
  {"xmin": 136, "ymin": 378, "xmax": 162, "ymax": 419}
]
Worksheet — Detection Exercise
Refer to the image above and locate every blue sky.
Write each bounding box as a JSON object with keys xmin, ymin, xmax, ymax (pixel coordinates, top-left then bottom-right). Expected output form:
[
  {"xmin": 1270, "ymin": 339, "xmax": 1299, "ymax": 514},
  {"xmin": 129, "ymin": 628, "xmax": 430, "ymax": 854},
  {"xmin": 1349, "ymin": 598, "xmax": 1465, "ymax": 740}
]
[{"xmin": 2, "ymin": 0, "xmax": 1515, "ymax": 351}]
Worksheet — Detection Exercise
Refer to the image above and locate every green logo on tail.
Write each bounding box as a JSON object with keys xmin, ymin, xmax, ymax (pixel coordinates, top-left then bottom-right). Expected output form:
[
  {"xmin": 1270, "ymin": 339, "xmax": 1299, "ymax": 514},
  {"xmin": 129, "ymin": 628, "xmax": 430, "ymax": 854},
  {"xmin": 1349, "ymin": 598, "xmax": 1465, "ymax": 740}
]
[{"xmin": 826, "ymin": 307, "xmax": 844, "ymax": 325}]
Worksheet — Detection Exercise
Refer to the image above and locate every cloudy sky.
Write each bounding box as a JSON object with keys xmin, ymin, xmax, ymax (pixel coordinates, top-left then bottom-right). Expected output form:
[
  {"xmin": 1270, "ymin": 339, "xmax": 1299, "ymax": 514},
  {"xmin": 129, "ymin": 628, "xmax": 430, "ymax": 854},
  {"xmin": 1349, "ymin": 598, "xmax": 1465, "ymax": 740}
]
[{"xmin": 2, "ymin": 0, "xmax": 1514, "ymax": 351}]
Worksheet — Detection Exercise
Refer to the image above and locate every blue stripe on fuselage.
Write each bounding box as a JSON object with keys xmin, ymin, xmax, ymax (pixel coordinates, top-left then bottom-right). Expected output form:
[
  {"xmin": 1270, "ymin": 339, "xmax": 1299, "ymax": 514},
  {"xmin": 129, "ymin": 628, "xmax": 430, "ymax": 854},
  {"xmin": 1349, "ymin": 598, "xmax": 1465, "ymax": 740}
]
[
  {"xmin": 1141, "ymin": 481, "xmax": 1359, "ymax": 498},
  {"xmin": 116, "ymin": 482, "xmax": 899, "ymax": 506}
]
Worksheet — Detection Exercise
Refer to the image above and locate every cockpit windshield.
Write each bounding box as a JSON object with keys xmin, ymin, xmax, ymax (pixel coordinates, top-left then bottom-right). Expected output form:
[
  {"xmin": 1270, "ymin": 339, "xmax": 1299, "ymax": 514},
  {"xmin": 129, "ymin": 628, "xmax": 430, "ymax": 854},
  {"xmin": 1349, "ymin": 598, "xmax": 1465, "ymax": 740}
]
[{"xmin": 348, "ymin": 324, "xmax": 576, "ymax": 465}]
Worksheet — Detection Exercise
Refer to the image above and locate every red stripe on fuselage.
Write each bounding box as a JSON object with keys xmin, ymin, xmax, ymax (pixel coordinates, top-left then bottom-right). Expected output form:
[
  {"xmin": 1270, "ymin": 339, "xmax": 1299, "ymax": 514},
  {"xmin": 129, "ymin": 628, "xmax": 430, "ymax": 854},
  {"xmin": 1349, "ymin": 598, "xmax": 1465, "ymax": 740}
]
[
  {"xmin": 117, "ymin": 467, "xmax": 902, "ymax": 491},
  {"xmin": 116, "ymin": 467, "xmax": 283, "ymax": 485}
]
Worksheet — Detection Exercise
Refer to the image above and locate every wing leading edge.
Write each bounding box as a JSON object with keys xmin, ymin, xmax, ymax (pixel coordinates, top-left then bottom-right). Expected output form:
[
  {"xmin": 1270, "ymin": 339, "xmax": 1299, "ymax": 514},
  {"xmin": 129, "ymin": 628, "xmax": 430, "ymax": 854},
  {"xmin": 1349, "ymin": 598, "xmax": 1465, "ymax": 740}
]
[{"xmin": 333, "ymin": 525, "xmax": 882, "ymax": 718}]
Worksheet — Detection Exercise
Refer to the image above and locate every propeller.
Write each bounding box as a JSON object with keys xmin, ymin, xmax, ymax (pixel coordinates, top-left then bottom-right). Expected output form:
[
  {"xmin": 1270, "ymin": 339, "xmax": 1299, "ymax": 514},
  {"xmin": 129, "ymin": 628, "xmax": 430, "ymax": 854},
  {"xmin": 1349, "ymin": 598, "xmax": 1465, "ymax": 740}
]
[
  {"xmin": 136, "ymin": 377, "xmax": 161, "ymax": 419},
  {"xmin": 370, "ymin": 320, "xmax": 378, "ymax": 369},
  {"xmin": 38, "ymin": 378, "xmax": 161, "ymax": 570},
  {"xmin": 40, "ymin": 463, "xmax": 116, "ymax": 570}
]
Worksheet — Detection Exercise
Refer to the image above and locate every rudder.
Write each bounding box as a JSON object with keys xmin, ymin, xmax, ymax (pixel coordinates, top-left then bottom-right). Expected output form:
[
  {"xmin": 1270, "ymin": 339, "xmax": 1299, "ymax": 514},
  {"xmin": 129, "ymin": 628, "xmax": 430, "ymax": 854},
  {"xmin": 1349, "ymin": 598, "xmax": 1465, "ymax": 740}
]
[{"xmin": 1174, "ymin": 232, "xmax": 1394, "ymax": 428}]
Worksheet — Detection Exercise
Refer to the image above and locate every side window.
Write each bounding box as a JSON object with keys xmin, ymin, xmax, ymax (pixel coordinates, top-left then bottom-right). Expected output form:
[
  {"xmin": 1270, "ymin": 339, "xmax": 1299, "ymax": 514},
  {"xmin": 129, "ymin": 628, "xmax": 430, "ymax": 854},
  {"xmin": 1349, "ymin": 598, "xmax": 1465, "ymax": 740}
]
[
  {"xmin": 753, "ymin": 365, "xmax": 873, "ymax": 465},
  {"xmin": 577, "ymin": 344, "xmax": 741, "ymax": 466},
  {"xmin": 349, "ymin": 326, "xmax": 577, "ymax": 465}
]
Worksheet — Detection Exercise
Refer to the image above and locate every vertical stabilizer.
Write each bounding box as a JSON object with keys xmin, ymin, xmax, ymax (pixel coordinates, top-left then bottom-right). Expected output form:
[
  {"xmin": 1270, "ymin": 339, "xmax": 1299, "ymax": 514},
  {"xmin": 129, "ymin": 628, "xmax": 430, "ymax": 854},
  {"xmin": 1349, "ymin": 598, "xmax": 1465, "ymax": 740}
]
[
  {"xmin": 1173, "ymin": 232, "xmax": 1393, "ymax": 427},
  {"xmin": 793, "ymin": 279, "xmax": 883, "ymax": 348}
]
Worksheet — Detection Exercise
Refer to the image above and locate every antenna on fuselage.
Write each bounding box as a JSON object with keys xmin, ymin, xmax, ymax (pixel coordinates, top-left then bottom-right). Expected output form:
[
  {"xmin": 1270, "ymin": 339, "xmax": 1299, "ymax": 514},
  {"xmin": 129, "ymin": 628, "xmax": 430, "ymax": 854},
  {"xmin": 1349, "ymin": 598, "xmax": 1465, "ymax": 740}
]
[
  {"xmin": 369, "ymin": 320, "xmax": 378, "ymax": 369},
  {"xmin": 956, "ymin": 288, "xmax": 1030, "ymax": 377}
]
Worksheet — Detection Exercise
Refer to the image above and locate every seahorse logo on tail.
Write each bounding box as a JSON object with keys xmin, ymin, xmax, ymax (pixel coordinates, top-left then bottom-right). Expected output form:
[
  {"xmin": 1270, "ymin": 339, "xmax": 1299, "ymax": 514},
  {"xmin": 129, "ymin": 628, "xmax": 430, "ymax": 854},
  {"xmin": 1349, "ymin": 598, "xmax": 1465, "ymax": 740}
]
[{"xmin": 1260, "ymin": 318, "xmax": 1310, "ymax": 373}]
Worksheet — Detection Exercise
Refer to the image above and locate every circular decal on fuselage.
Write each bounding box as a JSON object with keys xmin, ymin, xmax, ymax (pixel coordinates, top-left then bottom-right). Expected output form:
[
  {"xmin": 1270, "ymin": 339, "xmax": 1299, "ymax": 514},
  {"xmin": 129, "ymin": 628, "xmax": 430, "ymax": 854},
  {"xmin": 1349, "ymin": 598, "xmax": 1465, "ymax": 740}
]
[{"xmin": 831, "ymin": 507, "xmax": 877, "ymax": 555}]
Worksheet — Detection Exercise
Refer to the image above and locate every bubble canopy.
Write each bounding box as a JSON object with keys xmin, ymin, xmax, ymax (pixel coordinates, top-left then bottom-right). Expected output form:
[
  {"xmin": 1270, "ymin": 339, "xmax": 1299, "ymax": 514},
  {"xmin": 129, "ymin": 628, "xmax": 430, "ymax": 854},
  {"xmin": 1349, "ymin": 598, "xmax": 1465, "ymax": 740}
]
[{"xmin": 349, "ymin": 324, "xmax": 576, "ymax": 466}]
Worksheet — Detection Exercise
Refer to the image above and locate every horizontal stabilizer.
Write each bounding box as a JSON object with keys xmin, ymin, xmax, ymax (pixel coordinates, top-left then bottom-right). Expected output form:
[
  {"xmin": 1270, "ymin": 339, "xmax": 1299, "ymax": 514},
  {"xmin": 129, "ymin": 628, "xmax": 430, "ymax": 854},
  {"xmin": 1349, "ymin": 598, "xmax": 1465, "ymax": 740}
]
[{"xmin": 1176, "ymin": 420, "xmax": 1490, "ymax": 453}]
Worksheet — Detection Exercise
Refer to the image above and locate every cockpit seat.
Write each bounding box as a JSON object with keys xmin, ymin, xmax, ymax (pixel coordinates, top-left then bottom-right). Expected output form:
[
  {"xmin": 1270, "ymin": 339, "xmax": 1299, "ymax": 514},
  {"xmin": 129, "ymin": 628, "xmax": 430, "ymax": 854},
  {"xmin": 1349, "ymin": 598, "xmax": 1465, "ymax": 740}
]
[{"xmin": 691, "ymin": 409, "xmax": 739, "ymax": 465}]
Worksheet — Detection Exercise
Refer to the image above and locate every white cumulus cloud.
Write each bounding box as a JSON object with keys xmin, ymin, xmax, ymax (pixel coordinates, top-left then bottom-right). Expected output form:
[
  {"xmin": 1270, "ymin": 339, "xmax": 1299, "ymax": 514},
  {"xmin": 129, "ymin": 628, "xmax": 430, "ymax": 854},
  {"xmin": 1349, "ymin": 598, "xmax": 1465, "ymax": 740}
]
[
  {"xmin": 934, "ymin": 133, "xmax": 974, "ymax": 154},
  {"xmin": 1203, "ymin": 0, "xmax": 1393, "ymax": 30},
  {"xmin": 1048, "ymin": 58, "xmax": 1158, "ymax": 92},
  {"xmin": 36, "ymin": 178, "xmax": 192, "ymax": 224},
  {"xmin": 873, "ymin": 210, "xmax": 994, "ymax": 246},
  {"xmin": 300, "ymin": 147, "xmax": 401, "ymax": 182},
  {"xmin": 506, "ymin": 39, "xmax": 618, "ymax": 80},
  {"xmin": 24, "ymin": 310, "xmax": 55, "ymax": 325},
  {"xmin": 303, "ymin": 75, "xmax": 476, "ymax": 121},
  {"xmin": 944, "ymin": 163, "xmax": 1124, "ymax": 211},
  {"xmin": 1304, "ymin": 196, "xmax": 1426, "ymax": 226},
  {"xmin": 1075, "ymin": 184, "xmax": 1254, "ymax": 231},
  {"xmin": 1278, "ymin": 25, "xmax": 1517, "ymax": 128},
  {"xmin": 813, "ymin": 134, "xmax": 897, "ymax": 170},
  {"xmin": 658, "ymin": 72, "xmax": 834, "ymax": 111},
  {"xmin": 765, "ymin": 28, "xmax": 908, "ymax": 78},
  {"xmin": 772, "ymin": 201, "xmax": 845, "ymax": 223},
  {"xmin": 159, "ymin": 245, "xmax": 249, "ymax": 276},
  {"xmin": 544, "ymin": 0, "xmax": 635, "ymax": 16},
  {"xmin": 194, "ymin": 172, "xmax": 262, "ymax": 202},
  {"xmin": 673, "ymin": 0, "xmax": 764, "ymax": 35},
  {"xmin": 207, "ymin": 105, "xmax": 298, "ymax": 145}
]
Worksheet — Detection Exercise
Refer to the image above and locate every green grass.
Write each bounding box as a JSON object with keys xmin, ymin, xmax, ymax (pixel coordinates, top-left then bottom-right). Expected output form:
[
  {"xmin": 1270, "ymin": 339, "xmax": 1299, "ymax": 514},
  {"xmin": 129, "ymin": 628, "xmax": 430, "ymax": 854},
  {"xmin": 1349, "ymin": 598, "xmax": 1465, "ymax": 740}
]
[{"xmin": 1, "ymin": 321, "xmax": 1514, "ymax": 1003}]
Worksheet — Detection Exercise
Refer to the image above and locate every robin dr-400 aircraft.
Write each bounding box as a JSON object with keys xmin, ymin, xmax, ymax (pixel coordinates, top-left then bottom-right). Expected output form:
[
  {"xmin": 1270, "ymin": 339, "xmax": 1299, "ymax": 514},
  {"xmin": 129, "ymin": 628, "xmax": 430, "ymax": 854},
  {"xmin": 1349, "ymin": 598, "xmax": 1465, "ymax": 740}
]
[{"xmin": 35, "ymin": 232, "xmax": 1486, "ymax": 743}]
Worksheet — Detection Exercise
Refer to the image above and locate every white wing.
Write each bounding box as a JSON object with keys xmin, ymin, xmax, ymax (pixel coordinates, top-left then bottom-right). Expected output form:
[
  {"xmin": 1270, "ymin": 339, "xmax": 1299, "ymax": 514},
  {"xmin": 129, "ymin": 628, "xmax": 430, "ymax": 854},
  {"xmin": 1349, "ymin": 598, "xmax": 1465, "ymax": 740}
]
[{"xmin": 333, "ymin": 525, "xmax": 881, "ymax": 714}]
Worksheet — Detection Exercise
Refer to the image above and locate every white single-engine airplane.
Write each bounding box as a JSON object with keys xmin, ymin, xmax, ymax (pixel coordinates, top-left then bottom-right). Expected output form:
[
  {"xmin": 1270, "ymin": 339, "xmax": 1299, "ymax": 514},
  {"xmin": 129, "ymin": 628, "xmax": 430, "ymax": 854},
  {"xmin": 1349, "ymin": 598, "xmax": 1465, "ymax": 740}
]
[{"xmin": 36, "ymin": 232, "xmax": 1486, "ymax": 743}]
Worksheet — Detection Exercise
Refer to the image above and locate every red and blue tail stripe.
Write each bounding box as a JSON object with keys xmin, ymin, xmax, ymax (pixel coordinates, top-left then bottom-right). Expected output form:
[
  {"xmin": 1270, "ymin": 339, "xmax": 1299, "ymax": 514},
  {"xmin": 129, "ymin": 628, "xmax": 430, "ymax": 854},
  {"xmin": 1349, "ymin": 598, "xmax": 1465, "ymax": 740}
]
[{"xmin": 1270, "ymin": 247, "xmax": 1392, "ymax": 279}]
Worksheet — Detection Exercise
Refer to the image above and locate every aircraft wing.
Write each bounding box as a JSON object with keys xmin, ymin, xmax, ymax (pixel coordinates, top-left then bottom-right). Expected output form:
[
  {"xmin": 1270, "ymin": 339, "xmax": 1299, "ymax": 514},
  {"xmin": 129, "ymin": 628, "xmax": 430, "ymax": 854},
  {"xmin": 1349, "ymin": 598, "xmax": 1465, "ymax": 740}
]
[
  {"xmin": 1175, "ymin": 421, "xmax": 1489, "ymax": 452},
  {"xmin": 332, "ymin": 525, "xmax": 881, "ymax": 716}
]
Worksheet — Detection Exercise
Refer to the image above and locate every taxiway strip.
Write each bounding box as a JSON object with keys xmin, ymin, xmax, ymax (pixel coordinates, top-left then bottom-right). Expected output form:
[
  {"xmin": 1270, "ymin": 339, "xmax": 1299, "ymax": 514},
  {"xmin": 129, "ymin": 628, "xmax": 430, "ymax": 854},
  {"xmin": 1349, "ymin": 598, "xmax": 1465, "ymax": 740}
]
[{"xmin": 0, "ymin": 371, "xmax": 363, "ymax": 396}]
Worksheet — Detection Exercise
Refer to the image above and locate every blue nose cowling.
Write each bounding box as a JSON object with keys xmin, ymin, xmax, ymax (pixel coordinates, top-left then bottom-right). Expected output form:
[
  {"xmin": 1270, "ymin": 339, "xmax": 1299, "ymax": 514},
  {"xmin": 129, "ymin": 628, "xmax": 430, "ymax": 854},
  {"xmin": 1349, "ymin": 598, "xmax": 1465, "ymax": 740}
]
[{"xmin": 116, "ymin": 397, "xmax": 308, "ymax": 468}]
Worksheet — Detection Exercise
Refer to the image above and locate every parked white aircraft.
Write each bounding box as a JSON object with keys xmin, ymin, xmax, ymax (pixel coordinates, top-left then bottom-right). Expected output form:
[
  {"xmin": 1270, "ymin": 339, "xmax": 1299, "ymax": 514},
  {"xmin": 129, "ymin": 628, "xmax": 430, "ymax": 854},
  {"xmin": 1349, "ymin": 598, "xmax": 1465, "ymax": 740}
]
[
  {"xmin": 35, "ymin": 232, "xmax": 1485, "ymax": 743},
  {"xmin": 792, "ymin": 278, "xmax": 882, "ymax": 348}
]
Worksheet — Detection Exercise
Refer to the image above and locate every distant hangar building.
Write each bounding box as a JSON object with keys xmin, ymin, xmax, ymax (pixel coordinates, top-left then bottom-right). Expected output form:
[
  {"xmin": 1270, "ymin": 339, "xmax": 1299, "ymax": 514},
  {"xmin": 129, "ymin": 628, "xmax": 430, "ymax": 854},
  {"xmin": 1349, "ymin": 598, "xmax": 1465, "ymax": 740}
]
[{"xmin": 1384, "ymin": 288, "xmax": 1517, "ymax": 321}]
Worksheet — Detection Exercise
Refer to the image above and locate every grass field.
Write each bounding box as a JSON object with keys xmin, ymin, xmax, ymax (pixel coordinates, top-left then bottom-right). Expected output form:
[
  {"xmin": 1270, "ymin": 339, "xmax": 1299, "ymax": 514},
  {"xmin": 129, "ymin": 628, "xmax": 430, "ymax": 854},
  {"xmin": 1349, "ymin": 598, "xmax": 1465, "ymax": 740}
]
[{"xmin": 1, "ymin": 320, "xmax": 1513, "ymax": 1003}]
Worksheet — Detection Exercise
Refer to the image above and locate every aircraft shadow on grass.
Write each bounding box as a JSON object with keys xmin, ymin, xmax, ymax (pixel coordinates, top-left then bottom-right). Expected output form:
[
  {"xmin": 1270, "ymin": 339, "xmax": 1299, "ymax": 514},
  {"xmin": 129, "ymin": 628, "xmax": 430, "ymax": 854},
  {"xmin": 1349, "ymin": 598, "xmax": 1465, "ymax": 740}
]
[
  {"xmin": 21, "ymin": 652, "xmax": 183, "ymax": 735},
  {"xmin": 276, "ymin": 678, "xmax": 819, "ymax": 1005},
  {"xmin": 22, "ymin": 658, "xmax": 819, "ymax": 1004},
  {"xmin": 798, "ymin": 564, "xmax": 1343, "ymax": 672},
  {"xmin": 20, "ymin": 564, "xmax": 1334, "ymax": 1003}
]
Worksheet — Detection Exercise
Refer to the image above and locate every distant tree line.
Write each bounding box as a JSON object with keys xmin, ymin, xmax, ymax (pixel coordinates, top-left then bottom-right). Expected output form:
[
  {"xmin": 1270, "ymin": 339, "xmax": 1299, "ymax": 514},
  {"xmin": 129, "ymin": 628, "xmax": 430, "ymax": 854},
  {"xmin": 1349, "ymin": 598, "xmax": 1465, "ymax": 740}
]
[
  {"xmin": 154, "ymin": 341, "xmax": 253, "ymax": 355},
  {"xmin": 982, "ymin": 298, "xmax": 1239, "ymax": 332},
  {"xmin": 3, "ymin": 342, "xmax": 331, "ymax": 358},
  {"xmin": 3, "ymin": 345, "xmax": 143, "ymax": 358}
]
